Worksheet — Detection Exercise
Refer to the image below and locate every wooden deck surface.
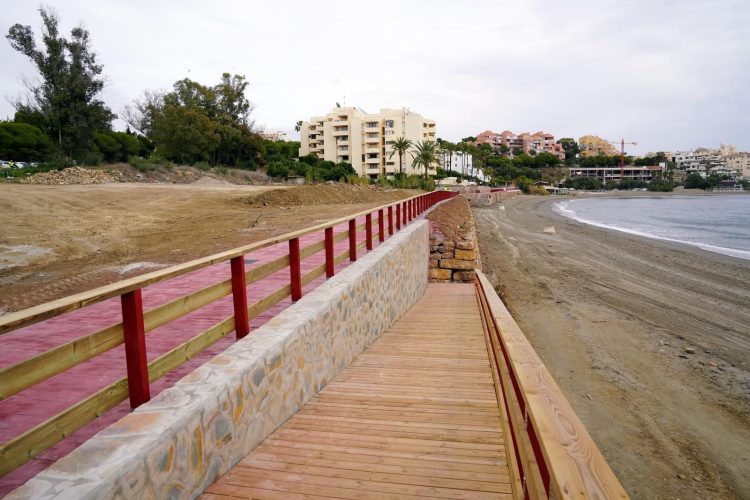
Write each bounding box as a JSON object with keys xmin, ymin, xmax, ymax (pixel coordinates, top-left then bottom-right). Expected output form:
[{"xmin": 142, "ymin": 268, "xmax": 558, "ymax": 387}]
[{"xmin": 203, "ymin": 283, "xmax": 513, "ymax": 499}]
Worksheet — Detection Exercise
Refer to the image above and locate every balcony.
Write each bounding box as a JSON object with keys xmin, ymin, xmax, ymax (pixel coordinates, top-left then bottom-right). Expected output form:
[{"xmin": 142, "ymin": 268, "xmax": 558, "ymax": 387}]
[
  {"xmin": 365, "ymin": 157, "xmax": 380, "ymax": 164},
  {"xmin": 365, "ymin": 146, "xmax": 380, "ymax": 154},
  {"xmin": 332, "ymin": 129, "xmax": 348, "ymax": 137}
]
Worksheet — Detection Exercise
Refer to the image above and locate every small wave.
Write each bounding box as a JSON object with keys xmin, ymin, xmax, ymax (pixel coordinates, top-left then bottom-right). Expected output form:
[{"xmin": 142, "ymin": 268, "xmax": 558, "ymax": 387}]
[{"xmin": 553, "ymin": 202, "xmax": 750, "ymax": 261}]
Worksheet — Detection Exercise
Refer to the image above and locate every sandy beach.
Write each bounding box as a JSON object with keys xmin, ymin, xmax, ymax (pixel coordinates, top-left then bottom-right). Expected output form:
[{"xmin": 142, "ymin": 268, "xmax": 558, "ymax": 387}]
[{"xmin": 474, "ymin": 195, "xmax": 750, "ymax": 499}]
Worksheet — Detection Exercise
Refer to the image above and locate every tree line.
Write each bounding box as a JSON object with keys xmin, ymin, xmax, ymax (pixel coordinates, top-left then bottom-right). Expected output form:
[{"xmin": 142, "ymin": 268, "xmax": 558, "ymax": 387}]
[{"xmin": 2, "ymin": 8, "xmax": 295, "ymax": 169}]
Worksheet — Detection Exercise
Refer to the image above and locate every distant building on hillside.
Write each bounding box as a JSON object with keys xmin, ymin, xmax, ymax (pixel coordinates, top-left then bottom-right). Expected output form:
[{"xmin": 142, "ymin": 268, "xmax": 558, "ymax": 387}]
[
  {"xmin": 569, "ymin": 165, "xmax": 663, "ymax": 182},
  {"xmin": 260, "ymin": 131, "xmax": 287, "ymax": 142},
  {"xmin": 671, "ymin": 145, "xmax": 745, "ymax": 178},
  {"xmin": 722, "ymin": 152, "xmax": 750, "ymax": 179},
  {"xmin": 579, "ymin": 135, "xmax": 619, "ymax": 157},
  {"xmin": 298, "ymin": 107, "xmax": 437, "ymax": 179},
  {"xmin": 476, "ymin": 130, "xmax": 565, "ymax": 160}
]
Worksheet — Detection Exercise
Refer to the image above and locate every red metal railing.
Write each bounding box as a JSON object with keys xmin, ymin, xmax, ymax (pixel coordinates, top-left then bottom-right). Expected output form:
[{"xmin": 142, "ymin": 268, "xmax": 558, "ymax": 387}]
[{"xmin": 0, "ymin": 189, "xmax": 457, "ymax": 478}]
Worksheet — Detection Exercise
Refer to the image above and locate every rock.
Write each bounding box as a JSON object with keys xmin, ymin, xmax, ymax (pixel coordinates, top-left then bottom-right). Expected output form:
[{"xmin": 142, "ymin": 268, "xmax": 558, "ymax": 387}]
[
  {"xmin": 678, "ymin": 473, "xmax": 687, "ymax": 480},
  {"xmin": 694, "ymin": 476, "xmax": 702, "ymax": 482},
  {"xmin": 439, "ymin": 259, "xmax": 475, "ymax": 270},
  {"xmin": 455, "ymin": 248, "xmax": 477, "ymax": 260},
  {"xmin": 440, "ymin": 252, "xmax": 454, "ymax": 259},
  {"xmin": 428, "ymin": 259, "xmax": 439, "ymax": 268},
  {"xmin": 455, "ymin": 240, "xmax": 475, "ymax": 250},
  {"xmin": 428, "ymin": 268, "xmax": 452, "ymax": 280},
  {"xmin": 430, "ymin": 245, "xmax": 440, "ymax": 252},
  {"xmin": 544, "ymin": 226, "xmax": 556, "ymax": 234},
  {"xmin": 685, "ymin": 348, "xmax": 695, "ymax": 354},
  {"xmin": 441, "ymin": 241, "xmax": 455, "ymax": 251},
  {"xmin": 454, "ymin": 271, "xmax": 476, "ymax": 282},
  {"xmin": 429, "ymin": 252, "xmax": 442, "ymax": 260}
]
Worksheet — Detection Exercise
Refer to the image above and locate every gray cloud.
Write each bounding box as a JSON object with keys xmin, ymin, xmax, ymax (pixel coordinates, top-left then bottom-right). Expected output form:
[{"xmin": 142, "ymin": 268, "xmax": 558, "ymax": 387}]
[{"xmin": 1, "ymin": 0, "xmax": 748, "ymax": 155}]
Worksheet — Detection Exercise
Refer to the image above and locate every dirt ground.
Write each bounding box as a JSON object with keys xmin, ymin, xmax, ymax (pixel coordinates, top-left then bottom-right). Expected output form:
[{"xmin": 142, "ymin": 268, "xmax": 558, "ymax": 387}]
[
  {"xmin": 474, "ymin": 195, "xmax": 750, "ymax": 499},
  {"xmin": 0, "ymin": 183, "xmax": 416, "ymax": 313}
]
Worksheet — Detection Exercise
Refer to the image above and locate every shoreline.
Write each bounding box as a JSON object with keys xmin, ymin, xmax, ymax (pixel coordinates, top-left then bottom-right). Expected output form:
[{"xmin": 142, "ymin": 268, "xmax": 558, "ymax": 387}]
[
  {"xmin": 474, "ymin": 195, "xmax": 750, "ymax": 499},
  {"xmin": 548, "ymin": 195, "xmax": 750, "ymax": 264}
]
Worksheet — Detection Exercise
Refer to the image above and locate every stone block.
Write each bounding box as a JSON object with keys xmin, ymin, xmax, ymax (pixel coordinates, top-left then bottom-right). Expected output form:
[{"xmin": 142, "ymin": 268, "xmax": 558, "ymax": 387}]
[
  {"xmin": 428, "ymin": 259, "xmax": 439, "ymax": 268},
  {"xmin": 430, "ymin": 245, "xmax": 440, "ymax": 252},
  {"xmin": 428, "ymin": 278, "xmax": 452, "ymax": 283},
  {"xmin": 439, "ymin": 258, "xmax": 475, "ymax": 270},
  {"xmin": 429, "ymin": 252, "xmax": 442, "ymax": 260},
  {"xmin": 440, "ymin": 241, "xmax": 456, "ymax": 251},
  {"xmin": 456, "ymin": 240, "xmax": 475, "ymax": 250},
  {"xmin": 428, "ymin": 268, "xmax": 452, "ymax": 280},
  {"xmin": 453, "ymin": 271, "xmax": 476, "ymax": 282},
  {"xmin": 440, "ymin": 252, "xmax": 454, "ymax": 259},
  {"xmin": 455, "ymin": 248, "xmax": 477, "ymax": 260}
]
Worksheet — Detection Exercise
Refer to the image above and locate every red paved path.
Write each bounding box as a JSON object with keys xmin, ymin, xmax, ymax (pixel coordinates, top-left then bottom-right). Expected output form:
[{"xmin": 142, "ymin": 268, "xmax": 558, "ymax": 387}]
[{"xmin": 0, "ymin": 211, "xmax": 422, "ymax": 495}]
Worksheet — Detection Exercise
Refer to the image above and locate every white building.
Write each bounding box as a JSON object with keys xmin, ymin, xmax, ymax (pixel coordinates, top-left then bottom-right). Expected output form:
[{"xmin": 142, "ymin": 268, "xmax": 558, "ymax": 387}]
[
  {"xmin": 298, "ymin": 107, "xmax": 437, "ymax": 178},
  {"xmin": 442, "ymin": 151, "xmax": 473, "ymax": 176}
]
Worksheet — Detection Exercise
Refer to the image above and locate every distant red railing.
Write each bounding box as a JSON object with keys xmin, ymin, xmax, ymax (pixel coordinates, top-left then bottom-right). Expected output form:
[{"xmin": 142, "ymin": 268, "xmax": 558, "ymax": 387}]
[{"xmin": 0, "ymin": 190, "xmax": 457, "ymax": 477}]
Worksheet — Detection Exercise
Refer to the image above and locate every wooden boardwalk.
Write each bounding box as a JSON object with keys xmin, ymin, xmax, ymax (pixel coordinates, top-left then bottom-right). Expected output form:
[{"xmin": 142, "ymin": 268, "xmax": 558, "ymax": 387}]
[{"xmin": 203, "ymin": 283, "xmax": 513, "ymax": 499}]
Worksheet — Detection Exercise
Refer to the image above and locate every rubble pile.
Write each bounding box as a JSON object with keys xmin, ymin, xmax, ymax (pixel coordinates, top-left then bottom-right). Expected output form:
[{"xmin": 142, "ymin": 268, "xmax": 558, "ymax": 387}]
[{"xmin": 19, "ymin": 167, "xmax": 116, "ymax": 185}]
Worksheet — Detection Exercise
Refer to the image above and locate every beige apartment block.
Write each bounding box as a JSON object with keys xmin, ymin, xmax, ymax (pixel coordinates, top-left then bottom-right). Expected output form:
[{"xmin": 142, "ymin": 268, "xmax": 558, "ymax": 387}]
[
  {"xmin": 299, "ymin": 107, "xmax": 437, "ymax": 178},
  {"xmin": 579, "ymin": 135, "xmax": 619, "ymax": 157}
]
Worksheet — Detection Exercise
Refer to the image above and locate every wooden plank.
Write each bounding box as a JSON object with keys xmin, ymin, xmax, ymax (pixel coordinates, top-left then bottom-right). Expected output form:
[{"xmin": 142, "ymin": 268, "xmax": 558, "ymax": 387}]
[
  {"xmin": 0, "ymin": 323, "xmax": 123, "ymax": 400},
  {"xmin": 204, "ymin": 283, "xmax": 513, "ymax": 499},
  {"xmin": 147, "ymin": 316, "xmax": 236, "ymax": 383},
  {"xmin": 0, "ymin": 377, "xmax": 129, "ymax": 476},
  {"xmin": 248, "ymin": 284, "xmax": 292, "ymax": 320},
  {"xmin": 475, "ymin": 271, "xmax": 628, "ymax": 499},
  {"xmin": 301, "ymin": 263, "xmax": 326, "ymax": 287}
]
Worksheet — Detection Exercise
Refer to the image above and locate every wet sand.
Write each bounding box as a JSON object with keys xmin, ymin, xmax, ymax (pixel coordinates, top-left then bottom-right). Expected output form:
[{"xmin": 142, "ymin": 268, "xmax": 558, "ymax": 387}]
[{"xmin": 474, "ymin": 195, "xmax": 750, "ymax": 499}]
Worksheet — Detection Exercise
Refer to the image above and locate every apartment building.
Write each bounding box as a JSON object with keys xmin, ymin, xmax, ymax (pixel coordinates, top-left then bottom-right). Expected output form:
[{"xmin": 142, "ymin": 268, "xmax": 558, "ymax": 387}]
[
  {"xmin": 579, "ymin": 135, "xmax": 619, "ymax": 157},
  {"xmin": 722, "ymin": 152, "xmax": 750, "ymax": 179},
  {"xmin": 569, "ymin": 165, "xmax": 663, "ymax": 182},
  {"xmin": 298, "ymin": 107, "xmax": 437, "ymax": 178},
  {"xmin": 476, "ymin": 130, "xmax": 565, "ymax": 160}
]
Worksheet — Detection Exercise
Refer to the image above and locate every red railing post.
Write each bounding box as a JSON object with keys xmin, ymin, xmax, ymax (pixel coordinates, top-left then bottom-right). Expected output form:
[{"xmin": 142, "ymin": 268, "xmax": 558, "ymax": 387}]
[
  {"xmin": 402, "ymin": 201, "xmax": 407, "ymax": 226},
  {"xmin": 325, "ymin": 227, "xmax": 334, "ymax": 278},
  {"xmin": 289, "ymin": 237, "xmax": 302, "ymax": 300},
  {"xmin": 388, "ymin": 206, "xmax": 394, "ymax": 235},
  {"xmin": 412, "ymin": 199, "xmax": 416, "ymax": 219},
  {"xmin": 378, "ymin": 209, "xmax": 385, "ymax": 242},
  {"xmin": 349, "ymin": 219, "xmax": 357, "ymax": 261},
  {"xmin": 230, "ymin": 256, "xmax": 250, "ymax": 339},
  {"xmin": 365, "ymin": 213, "xmax": 373, "ymax": 250},
  {"xmin": 407, "ymin": 200, "xmax": 412, "ymax": 222},
  {"xmin": 396, "ymin": 204, "xmax": 401, "ymax": 230},
  {"xmin": 121, "ymin": 289, "xmax": 150, "ymax": 409}
]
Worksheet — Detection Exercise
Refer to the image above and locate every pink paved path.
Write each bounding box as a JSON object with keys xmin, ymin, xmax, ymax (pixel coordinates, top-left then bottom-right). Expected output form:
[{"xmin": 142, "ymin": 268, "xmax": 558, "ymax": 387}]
[{"xmin": 0, "ymin": 210, "xmax": 424, "ymax": 495}]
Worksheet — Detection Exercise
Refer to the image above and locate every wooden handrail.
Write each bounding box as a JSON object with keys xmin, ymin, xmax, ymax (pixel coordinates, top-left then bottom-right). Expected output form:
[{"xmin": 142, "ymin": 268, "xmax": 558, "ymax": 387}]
[
  {"xmin": 474, "ymin": 270, "xmax": 628, "ymax": 499},
  {"xmin": 0, "ymin": 189, "xmax": 458, "ymax": 478},
  {"xmin": 0, "ymin": 192, "xmax": 429, "ymax": 335}
]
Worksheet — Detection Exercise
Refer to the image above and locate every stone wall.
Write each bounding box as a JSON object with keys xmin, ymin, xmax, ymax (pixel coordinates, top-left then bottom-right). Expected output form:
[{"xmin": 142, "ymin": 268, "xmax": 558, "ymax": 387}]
[
  {"xmin": 9, "ymin": 221, "xmax": 429, "ymax": 500},
  {"xmin": 427, "ymin": 197, "xmax": 481, "ymax": 283}
]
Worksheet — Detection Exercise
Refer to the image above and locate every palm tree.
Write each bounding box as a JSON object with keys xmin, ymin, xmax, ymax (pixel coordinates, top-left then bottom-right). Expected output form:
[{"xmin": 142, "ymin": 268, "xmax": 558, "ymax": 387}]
[
  {"xmin": 411, "ymin": 141, "xmax": 438, "ymax": 178},
  {"xmin": 388, "ymin": 137, "xmax": 413, "ymax": 175}
]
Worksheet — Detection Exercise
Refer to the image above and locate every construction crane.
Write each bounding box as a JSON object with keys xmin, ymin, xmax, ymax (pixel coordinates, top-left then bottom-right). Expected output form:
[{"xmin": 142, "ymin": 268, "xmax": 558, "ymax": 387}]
[{"xmin": 612, "ymin": 139, "xmax": 637, "ymax": 181}]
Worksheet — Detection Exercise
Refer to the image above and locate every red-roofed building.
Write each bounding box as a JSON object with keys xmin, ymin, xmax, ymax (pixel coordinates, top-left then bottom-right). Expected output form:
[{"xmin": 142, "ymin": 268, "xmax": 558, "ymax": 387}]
[{"xmin": 475, "ymin": 130, "xmax": 565, "ymax": 160}]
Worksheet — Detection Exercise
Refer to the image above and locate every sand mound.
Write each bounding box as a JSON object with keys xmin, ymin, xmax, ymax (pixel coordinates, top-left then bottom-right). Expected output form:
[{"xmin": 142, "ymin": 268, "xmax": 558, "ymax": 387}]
[
  {"xmin": 246, "ymin": 184, "xmax": 413, "ymax": 207},
  {"xmin": 19, "ymin": 167, "xmax": 115, "ymax": 185},
  {"xmin": 192, "ymin": 176, "xmax": 231, "ymax": 185}
]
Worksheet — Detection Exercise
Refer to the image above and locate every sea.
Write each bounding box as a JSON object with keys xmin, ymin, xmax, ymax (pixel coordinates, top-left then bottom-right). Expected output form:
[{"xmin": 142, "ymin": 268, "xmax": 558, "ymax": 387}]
[{"xmin": 553, "ymin": 194, "xmax": 750, "ymax": 261}]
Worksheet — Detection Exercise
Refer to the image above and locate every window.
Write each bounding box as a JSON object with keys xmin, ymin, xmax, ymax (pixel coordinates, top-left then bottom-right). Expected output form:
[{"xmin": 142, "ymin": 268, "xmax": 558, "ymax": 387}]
[{"xmin": 385, "ymin": 120, "xmax": 394, "ymax": 128}]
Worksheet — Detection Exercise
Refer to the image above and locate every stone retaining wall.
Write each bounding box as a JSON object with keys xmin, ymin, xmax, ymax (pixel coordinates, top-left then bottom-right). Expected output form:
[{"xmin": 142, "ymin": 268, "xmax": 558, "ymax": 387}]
[
  {"xmin": 427, "ymin": 197, "xmax": 481, "ymax": 283},
  {"xmin": 10, "ymin": 221, "xmax": 429, "ymax": 500}
]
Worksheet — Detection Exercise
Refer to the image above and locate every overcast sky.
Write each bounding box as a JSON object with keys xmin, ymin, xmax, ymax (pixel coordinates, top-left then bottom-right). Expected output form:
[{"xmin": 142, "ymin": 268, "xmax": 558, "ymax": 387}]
[{"xmin": 1, "ymin": 0, "xmax": 748, "ymax": 155}]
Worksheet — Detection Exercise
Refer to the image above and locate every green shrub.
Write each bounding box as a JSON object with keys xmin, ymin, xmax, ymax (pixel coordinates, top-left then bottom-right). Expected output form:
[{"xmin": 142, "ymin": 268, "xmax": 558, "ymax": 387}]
[{"xmin": 193, "ymin": 161, "xmax": 211, "ymax": 171}]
